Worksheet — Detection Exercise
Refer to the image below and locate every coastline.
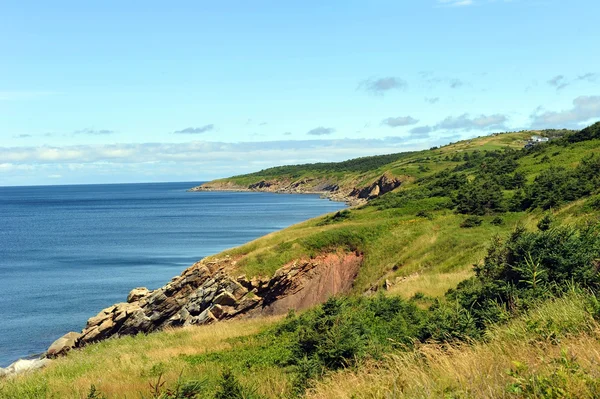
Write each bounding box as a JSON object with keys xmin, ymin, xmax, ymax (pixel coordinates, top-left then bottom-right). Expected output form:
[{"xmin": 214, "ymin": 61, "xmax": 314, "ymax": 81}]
[
  {"xmin": 0, "ymin": 186, "xmax": 348, "ymax": 376},
  {"xmin": 188, "ymin": 182, "xmax": 371, "ymax": 206}
]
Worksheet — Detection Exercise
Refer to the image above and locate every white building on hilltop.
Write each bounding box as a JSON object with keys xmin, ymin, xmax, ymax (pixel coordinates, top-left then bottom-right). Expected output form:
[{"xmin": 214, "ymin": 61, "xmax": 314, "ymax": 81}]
[{"xmin": 531, "ymin": 135, "xmax": 549, "ymax": 143}]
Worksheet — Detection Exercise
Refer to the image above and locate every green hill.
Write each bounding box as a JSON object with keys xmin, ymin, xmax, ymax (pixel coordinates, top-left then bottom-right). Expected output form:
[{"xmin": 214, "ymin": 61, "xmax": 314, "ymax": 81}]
[{"xmin": 2, "ymin": 122, "xmax": 600, "ymax": 398}]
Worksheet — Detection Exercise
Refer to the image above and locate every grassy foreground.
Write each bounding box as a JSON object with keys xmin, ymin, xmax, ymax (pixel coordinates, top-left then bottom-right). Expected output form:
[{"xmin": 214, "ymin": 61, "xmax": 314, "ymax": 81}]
[
  {"xmin": 308, "ymin": 292, "xmax": 600, "ymax": 399},
  {"xmin": 2, "ymin": 123, "xmax": 600, "ymax": 398}
]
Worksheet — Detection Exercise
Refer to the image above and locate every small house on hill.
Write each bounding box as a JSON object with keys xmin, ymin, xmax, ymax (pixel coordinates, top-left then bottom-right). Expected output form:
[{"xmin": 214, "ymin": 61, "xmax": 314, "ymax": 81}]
[
  {"xmin": 524, "ymin": 135, "xmax": 550, "ymax": 149},
  {"xmin": 531, "ymin": 135, "xmax": 549, "ymax": 143}
]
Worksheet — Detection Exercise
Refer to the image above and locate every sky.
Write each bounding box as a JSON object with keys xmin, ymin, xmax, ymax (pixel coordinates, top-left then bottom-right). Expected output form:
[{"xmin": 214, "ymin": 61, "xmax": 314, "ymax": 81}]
[{"xmin": 1, "ymin": 0, "xmax": 599, "ymax": 186}]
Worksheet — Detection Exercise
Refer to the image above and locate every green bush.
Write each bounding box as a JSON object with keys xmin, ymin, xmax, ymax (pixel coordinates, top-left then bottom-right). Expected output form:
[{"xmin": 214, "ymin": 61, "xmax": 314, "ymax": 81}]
[
  {"xmin": 316, "ymin": 210, "xmax": 352, "ymax": 226},
  {"xmin": 491, "ymin": 216, "xmax": 505, "ymax": 226},
  {"xmin": 537, "ymin": 213, "xmax": 555, "ymax": 231},
  {"xmin": 423, "ymin": 300, "xmax": 481, "ymax": 341},
  {"xmin": 460, "ymin": 216, "xmax": 483, "ymax": 228},
  {"xmin": 455, "ymin": 178, "xmax": 506, "ymax": 215},
  {"xmin": 445, "ymin": 223, "xmax": 600, "ymax": 330},
  {"xmin": 214, "ymin": 370, "xmax": 260, "ymax": 399}
]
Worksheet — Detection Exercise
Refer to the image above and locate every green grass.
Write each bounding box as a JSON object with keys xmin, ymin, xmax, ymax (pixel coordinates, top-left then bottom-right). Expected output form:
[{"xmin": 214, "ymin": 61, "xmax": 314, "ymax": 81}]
[{"xmin": 4, "ymin": 123, "xmax": 599, "ymax": 398}]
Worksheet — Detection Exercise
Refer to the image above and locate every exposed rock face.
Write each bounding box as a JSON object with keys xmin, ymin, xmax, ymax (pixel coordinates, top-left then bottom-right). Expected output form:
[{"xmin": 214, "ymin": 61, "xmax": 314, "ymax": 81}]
[
  {"xmin": 46, "ymin": 332, "xmax": 81, "ymax": 358},
  {"xmin": 127, "ymin": 287, "xmax": 150, "ymax": 303},
  {"xmin": 190, "ymin": 173, "xmax": 402, "ymax": 205},
  {"xmin": 349, "ymin": 173, "xmax": 402, "ymax": 200},
  {"xmin": 248, "ymin": 180, "xmax": 274, "ymax": 190},
  {"xmin": 75, "ymin": 252, "xmax": 362, "ymax": 348}
]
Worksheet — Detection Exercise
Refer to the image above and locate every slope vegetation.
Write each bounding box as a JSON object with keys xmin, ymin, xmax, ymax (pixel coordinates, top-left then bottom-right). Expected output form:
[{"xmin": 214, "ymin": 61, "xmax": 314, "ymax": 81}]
[{"xmin": 2, "ymin": 122, "xmax": 600, "ymax": 398}]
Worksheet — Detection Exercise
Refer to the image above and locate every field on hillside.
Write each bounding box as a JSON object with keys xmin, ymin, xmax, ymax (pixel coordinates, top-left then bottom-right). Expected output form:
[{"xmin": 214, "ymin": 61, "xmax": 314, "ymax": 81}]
[{"xmin": 2, "ymin": 123, "xmax": 600, "ymax": 398}]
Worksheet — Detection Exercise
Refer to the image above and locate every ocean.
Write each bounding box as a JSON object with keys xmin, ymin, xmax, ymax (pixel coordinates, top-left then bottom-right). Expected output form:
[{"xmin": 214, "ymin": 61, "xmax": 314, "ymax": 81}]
[{"xmin": 0, "ymin": 182, "xmax": 346, "ymax": 367}]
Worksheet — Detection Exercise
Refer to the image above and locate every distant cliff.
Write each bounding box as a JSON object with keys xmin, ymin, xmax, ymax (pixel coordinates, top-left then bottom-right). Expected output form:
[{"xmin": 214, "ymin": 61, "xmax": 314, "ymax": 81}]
[{"xmin": 189, "ymin": 172, "xmax": 405, "ymax": 206}]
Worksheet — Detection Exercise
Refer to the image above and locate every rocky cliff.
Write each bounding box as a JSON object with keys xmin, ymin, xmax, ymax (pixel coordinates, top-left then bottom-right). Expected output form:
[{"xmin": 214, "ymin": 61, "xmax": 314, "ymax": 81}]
[
  {"xmin": 44, "ymin": 173, "xmax": 402, "ymax": 358},
  {"xmin": 190, "ymin": 173, "xmax": 404, "ymax": 205},
  {"xmin": 44, "ymin": 252, "xmax": 362, "ymax": 357}
]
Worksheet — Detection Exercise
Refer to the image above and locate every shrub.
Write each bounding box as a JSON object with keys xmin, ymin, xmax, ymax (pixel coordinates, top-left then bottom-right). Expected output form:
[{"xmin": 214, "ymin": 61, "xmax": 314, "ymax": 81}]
[
  {"xmin": 316, "ymin": 210, "xmax": 352, "ymax": 226},
  {"xmin": 214, "ymin": 369, "xmax": 259, "ymax": 399},
  {"xmin": 455, "ymin": 178, "xmax": 506, "ymax": 215},
  {"xmin": 460, "ymin": 216, "xmax": 483, "ymax": 228},
  {"xmin": 491, "ymin": 216, "xmax": 505, "ymax": 226},
  {"xmin": 416, "ymin": 210, "xmax": 432, "ymax": 219},
  {"xmin": 423, "ymin": 300, "xmax": 481, "ymax": 341},
  {"xmin": 446, "ymin": 223, "xmax": 600, "ymax": 330},
  {"xmin": 87, "ymin": 385, "xmax": 106, "ymax": 399},
  {"xmin": 537, "ymin": 213, "xmax": 555, "ymax": 231}
]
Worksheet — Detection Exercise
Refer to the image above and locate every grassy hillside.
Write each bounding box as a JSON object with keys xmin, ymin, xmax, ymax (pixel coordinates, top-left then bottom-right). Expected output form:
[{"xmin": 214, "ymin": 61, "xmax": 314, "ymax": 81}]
[
  {"xmin": 207, "ymin": 128, "xmax": 571, "ymax": 191},
  {"xmin": 2, "ymin": 122, "xmax": 599, "ymax": 398},
  {"xmin": 210, "ymin": 123, "xmax": 600, "ymax": 298}
]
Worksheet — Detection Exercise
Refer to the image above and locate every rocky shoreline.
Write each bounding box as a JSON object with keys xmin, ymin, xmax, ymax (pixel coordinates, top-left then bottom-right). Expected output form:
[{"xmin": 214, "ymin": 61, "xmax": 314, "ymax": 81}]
[
  {"xmin": 1, "ymin": 174, "xmax": 401, "ymax": 378},
  {"xmin": 1, "ymin": 252, "xmax": 363, "ymax": 378},
  {"xmin": 189, "ymin": 172, "xmax": 404, "ymax": 207}
]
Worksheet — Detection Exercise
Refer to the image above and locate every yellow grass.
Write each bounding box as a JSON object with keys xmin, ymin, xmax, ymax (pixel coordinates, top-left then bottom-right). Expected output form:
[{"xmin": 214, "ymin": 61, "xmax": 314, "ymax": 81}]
[
  {"xmin": 0, "ymin": 316, "xmax": 283, "ymax": 399},
  {"xmin": 387, "ymin": 268, "xmax": 475, "ymax": 299},
  {"xmin": 307, "ymin": 295, "xmax": 600, "ymax": 399}
]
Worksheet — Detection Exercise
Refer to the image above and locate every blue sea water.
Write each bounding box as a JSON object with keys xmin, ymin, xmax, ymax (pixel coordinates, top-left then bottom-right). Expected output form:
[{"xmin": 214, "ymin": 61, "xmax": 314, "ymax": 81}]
[{"xmin": 0, "ymin": 182, "xmax": 346, "ymax": 367}]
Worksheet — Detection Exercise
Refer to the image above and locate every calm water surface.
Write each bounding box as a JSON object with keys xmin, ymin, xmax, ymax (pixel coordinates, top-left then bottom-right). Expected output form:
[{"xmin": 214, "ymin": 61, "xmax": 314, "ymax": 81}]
[{"xmin": 0, "ymin": 182, "xmax": 345, "ymax": 366}]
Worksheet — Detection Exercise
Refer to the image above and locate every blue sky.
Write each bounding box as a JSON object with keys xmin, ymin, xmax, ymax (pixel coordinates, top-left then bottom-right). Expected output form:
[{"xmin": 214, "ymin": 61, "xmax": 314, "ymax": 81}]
[{"xmin": 1, "ymin": 0, "xmax": 599, "ymax": 185}]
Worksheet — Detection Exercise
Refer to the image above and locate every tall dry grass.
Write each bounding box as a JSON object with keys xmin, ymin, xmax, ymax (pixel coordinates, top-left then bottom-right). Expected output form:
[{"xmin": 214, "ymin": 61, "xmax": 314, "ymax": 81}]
[
  {"xmin": 0, "ymin": 316, "xmax": 284, "ymax": 399},
  {"xmin": 307, "ymin": 293, "xmax": 600, "ymax": 399}
]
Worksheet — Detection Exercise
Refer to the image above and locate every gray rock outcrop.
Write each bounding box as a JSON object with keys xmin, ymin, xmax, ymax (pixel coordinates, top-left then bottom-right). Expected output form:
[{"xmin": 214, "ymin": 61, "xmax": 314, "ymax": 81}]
[
  {"xmin": 75, "ymin": 252, "xmax": 362, "ymax": 348},
  {"xmin": 46, "ymin": 332, "xmax": 81, "ymax": 358},
  {"xmin": 127, "ymin": 287, "xmax": 150, "ymax": 303}
]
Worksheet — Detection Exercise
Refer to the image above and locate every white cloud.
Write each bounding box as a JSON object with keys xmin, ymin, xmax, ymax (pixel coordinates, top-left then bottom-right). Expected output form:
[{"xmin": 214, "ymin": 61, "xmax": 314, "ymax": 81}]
[
  {"xmin": 531, "ymin": 96, "xmax": 600, "ymax": 128},
  {"xmin": 359, "ymin": 77, "xmax": 408, "ymax": 95},
  {"xmin": 381, "ymin": 116, "xmax": 419, "ymax": 127},
  {"xmin": 173, "ymin": 125, "xmax": 215, "ymax": 134},
  {"xmin": 435, "ymin": 113, "xmax": 508, "ymax": 131},
  {"xmin": 307, "ymin": 127, "xmax": 335, "ymax": 136},
  {"xmin": 438, "ymin": 0, "xmax": 474, "ymax": 7}
]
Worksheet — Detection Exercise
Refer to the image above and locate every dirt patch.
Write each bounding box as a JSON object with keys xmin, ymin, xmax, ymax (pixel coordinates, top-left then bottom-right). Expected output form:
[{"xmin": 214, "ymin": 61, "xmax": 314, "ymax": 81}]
[{"xmin": 251, "ymin": 252, "xmax": 363, "ymax": 316}]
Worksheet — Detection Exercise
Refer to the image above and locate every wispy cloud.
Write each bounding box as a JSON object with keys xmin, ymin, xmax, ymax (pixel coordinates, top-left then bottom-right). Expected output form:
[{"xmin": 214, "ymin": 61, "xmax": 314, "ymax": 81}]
[
  {"xmin": 173, "ymin": 125, "xmax": 215, "ymax": 134},
  {"xmin": 531, "ymin": 96, "xmax": 600, "ymax": 128},
  {"xmin": 578, "ymin": 73, "xmax": 598, "ymax": 83},
  {"xmin": 74, "ymin": 128, "xmax": 115, "ymax": 135},
  {"xmin": 359, "ymin": 77, "xmax": 407, "ymax": 95},
  {"xmin": 422, "ymin": 74, "xmax": 468, "ymax": 89},
  {"xmin": 548, "ymin": 75, "xmax": 569, "ymax": 90},
  {"xmin": 381, "ymin": 116, "xmax": 419, "ymax": 127},
  {"xmin": 436, "ymin": 113, "xmax": 508, "ymax": 131},
  {"xmin": 547, "ymin": 73, "xmax": 598, "ymax": 91},
  {"xmin": 409, "ymin": 126, "xmax": 434, "ymax": 138},
  {"xmin": 437, "ymin": 0, "xmax": 474, "ymax": 7},
  {"xmin": 0, "ymin": 137, "xmax": 439, "ymax": 168},
  {"xmin": 410, "ymin": 113, "xmax": 508, "ymax": 135},
  {"xmin": 425, "ymin": 97, "xmax": 440, "ymax": 104},
  {"xmin": 307, "ymin": 126, "xmax": 335, "ymax": 136}
]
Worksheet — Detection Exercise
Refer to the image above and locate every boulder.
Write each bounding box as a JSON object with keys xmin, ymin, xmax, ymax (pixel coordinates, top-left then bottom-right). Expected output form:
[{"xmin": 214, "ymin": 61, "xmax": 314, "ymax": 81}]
[
  {"xmin": 213, "ymin": 291, "xmax": 237, "ymax": 307},
  {"xmin": 127, "ymin": 287, "xmax": 150, "ymax": 303},
  {"xmin": 210, "ymin": 304, "xmax": 225, "ymax": 319},
  {"xmin": 224, "ymin": 279, "xmax": 248, "ymax": 299},
  {"xmin": 118, "ymin": 309, "xmax": 153, "ymax": 336},
  {"xmin": 2, "ymin": 358, "xmax": 51, "ymax": 377},
  {"xmin": 235, "ymin": 295, "xmax": 261, "ymax": 312},
  {"xmin": 367, "ymin": 184, "xmax": 380, "ymax": 198},
  {"xmin": 46, "ymin": 332, "xmax": 81, "ymax": 358},
  {"xmin": 80, "ymin": 325, "xmax": 101, "ymax": 343},
  {"xmin": 190, "ymin": 308, "xmax": 217, "ymax": 325}
]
